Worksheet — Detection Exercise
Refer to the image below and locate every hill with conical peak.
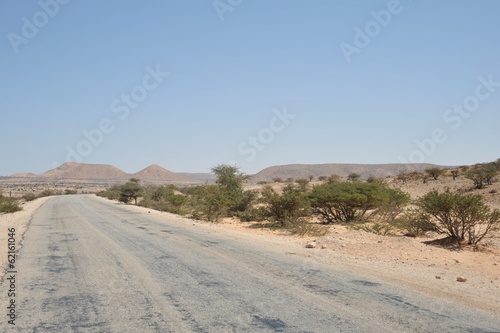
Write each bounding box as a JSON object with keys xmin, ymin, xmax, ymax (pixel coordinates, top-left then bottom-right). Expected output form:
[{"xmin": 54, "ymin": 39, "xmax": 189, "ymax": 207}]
[
  {"xmin": 131, "ymin": 165, "xmax": 196, "ymax": 183},
  {"xmin": 40, "ymin": 162, "xmax": 128, "ymax": 181},
  {"xmin": 251, "ymin": 163, "xmax": 447, "ymax": 182}
]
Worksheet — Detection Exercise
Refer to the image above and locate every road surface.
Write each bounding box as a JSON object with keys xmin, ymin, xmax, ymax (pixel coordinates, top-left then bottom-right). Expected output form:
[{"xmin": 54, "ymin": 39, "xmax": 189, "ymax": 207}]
[{"xmin": 1, "ymin": 195, "xmax": 499, "ymax": 332}]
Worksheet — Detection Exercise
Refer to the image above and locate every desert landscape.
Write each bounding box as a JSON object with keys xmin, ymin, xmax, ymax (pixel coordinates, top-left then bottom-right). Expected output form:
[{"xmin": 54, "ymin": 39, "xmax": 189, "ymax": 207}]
[{"xmin": 1, "ymin": 161, "xmax": 499, "ymax": 316}]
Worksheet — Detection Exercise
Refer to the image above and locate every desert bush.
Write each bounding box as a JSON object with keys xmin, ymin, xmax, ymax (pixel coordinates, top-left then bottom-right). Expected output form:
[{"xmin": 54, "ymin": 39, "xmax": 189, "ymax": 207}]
[
  {"xmin": 0, "ymin": 201, "xmax": 22, "ymax": 213},
  {"xmin": 140, "ymin": 185, "xmax": 188, "ymax": 215},
  {"xmin": 377, "ymin": 188, "xmax": 411, "ymax": 222},
  {"xmin": 0, "ymin": 194, "xmax": 22, "ymax": 213},
  {"xmin": 22, "ymin": 193, "xmax": 37, "ymax": 201},
  {"xmin": 65, "ymin": 189, "xmax": 78, "ymax": 195},
  {"xmin": 295, "ymin": 178, "xmax": 310, "ymax": 191},
  {"xmin": 366, "ymin": 175, "xmax": 379, "ymax": 183},
  {"xmin": 392, "ymin": 209, "xmax": 437, "ymax": 237},
  {"xmin": 260, "ymin": 184, "xmax": 311, "ymax": 227},
  {"xmin": 236, "ymin": 206, "xmax": 267, "ymax": 222},
  {"xmin": 347, "ymin": 173, "xmax": 361, "ymax": 181},
  {"xmin": 38, "ymin": 189, "xmax": 56, "ymax": 197},
  {"xmin": 97, "ymin": 185, "xmax": 121, "ymax": 201},
  {"xmin": 310, "ymin": 182, "xmax": 407, "ymax": 223},
  {"xmin": 416, "ymin": 190, "xmax": 500, "ymax": 245},
  {"xmin": 188, "ymin": 185, "xmax": 229, "ymax": 222},
  {"xmin": 396, "ymin": 171, "xmax": 409, "ymax": 183},
  {"xmin": 327, "ymin": 175, "xmax": 342, "ymax": 183}
]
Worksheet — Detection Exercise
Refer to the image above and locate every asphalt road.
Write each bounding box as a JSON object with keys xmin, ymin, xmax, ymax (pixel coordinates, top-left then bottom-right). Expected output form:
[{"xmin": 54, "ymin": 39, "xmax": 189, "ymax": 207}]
[{"xmin": 1, "ymin": 195, "xmax": 499, "ymax": 332}]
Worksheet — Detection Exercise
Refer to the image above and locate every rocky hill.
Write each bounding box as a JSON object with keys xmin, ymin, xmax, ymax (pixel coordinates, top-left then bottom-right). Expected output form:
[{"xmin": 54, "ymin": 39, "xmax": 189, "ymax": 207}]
[
  {"xmin": 40, "ymin": 162, "xmax": 128, "ymax": 181},
  {"xmin": 251, "ymin": 163, "xmax": 446, "ymax": 182},
  {"xmin": 9, "ymin": 162, "xmax": 200, "ymax": 184},
  {"xmin": 131, "ymin": 165, "xmax": 196, "ymax": 183}
]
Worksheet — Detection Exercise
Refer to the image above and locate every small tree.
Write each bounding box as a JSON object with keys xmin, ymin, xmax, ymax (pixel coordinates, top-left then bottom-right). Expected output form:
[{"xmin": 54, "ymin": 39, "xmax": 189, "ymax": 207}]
[
  {"xmin": 425, "ymin": 168, "xmax": 444, "ymax": 180},
  {"xmin": 295, "ymin": 178, "xmax": 310, "ymax": 191},
  {"xmin": 327, "ymin": 174, "xmax": 341, "ymax": 184},
  {"xmin": 397, "ymin": 171, "xmax": 409, "ymax": 183},
  {"xmin": 211, "ymin": 164, "xmax": 252, "ymax": 214},
  {"xmin": 120, "ymin": 179, "xmax": 144, "ymax": 205},
  {"xmin": 347, "ymin": 173, "xmax": 361, "ymax": 181},
  {"xmin": 466, "ymin": 164, "xmax": 497, "ymax": 189},
  {"xmin": 450, "ymin": 170, "xmax": 459, "ymax": 180}
]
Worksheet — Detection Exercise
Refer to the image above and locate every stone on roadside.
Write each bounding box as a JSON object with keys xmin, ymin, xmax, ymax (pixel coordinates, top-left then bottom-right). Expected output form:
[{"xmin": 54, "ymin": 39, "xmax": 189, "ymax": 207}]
[
  {"xmin": 456, "ymin": 277, "xmax": 467, "ymax": 283},
  {"xmin": 306, "ymin": 241, "xmax": 317, "ymax": 249}
]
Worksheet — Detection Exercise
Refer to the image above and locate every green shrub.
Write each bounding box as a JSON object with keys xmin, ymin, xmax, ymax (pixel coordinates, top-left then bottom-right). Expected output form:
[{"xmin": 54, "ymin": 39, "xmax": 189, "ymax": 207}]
[
  {"xmin": 38, "ymin": 189, "xmax": 55, "ymax": 197},
  {"xmin": 139, "ymin": 185, "xmax": 188, "ymax": 215},
  {"xmin": 189, "ymin": 185, "xmax": 229, "ymax": 222},
  {"xmin": 97, "ymin": 185, "xmax": 121, "ymax": 200},
  {"xmin": 416, "ymin": 190, "xmax": 500, "ymax": 245},
  {"xmin": 260, "ymin": 184, "xmax": 311, "ymax": 227},
  {"xmin": 392, "ymin": 209, "xmax": 437, "ymax": 237},
  {"xmin": 0, "ymin": 195, "xmax": 22, "ymax": 213},
  {"xmin": 22, "ymin": 193, "xmax": 37, "ymax": 201},
  {"xmin": 310, "ymin": 182, "xmax": 408, "ymax": 223}
]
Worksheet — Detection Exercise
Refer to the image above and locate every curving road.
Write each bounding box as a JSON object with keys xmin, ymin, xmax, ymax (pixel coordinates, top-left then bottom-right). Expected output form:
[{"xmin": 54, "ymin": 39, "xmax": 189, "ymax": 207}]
[{"xmin": 1, "ymin": 195, "xmax": 499, "ymax": 332}]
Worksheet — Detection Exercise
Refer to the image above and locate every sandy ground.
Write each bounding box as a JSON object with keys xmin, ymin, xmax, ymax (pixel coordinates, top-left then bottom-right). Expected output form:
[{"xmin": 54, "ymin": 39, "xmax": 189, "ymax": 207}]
[
  {"xmin": 1, "ymin": 194, "xmax": 499, "ymax": 315},
  {"xmin": 0, "ymin": 197, "xmax": 51, "ymax": 279}
]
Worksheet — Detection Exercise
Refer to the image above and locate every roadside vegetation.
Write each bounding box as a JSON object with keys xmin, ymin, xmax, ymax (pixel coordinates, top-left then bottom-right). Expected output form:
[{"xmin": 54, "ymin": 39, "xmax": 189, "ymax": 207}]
[
  {"xmin": 98, "ymin": 158, "xmax": 500, "ymax": 244},
  {"xmin": 0, "ymin": 192, "xmax": 22, "ymax": 213},
  {"xmin": 0, "ymin": 188, "xmax": 80, "ymax": 214}
]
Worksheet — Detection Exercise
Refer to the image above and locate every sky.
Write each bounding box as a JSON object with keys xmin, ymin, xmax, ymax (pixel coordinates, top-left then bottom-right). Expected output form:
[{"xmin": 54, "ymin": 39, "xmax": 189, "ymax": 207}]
[{"xmin": 1, "ymin": 0, "xmax": 499, "ymax": 176}]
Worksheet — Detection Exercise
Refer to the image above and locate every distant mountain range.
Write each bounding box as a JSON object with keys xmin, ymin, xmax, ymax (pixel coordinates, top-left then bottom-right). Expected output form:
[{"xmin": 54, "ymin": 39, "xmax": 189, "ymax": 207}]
[
  {"xmin": 7, "ymin": 162, "xmax": 199, "ymax": 184},
  {"xmin": 4, "ymin": 162, "xmax": 448, "ymax": 184},
  {"xmin": 250, "ymin": 163, "xmax": 445, "ymax": 182}
]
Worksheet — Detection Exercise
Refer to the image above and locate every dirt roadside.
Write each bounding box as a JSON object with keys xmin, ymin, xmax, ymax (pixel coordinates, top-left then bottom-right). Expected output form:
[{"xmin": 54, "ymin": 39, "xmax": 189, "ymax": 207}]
[{"xmin": 0, "ymin": 197, "xmax": 51, "ymax": 280}]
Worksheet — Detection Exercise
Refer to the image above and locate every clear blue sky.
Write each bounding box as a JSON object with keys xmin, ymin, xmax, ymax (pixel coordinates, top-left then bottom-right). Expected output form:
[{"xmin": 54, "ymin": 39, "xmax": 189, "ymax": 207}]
[{"xmin": 1, "ymin": 0, "xmax": 499, "ymax": 176}]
